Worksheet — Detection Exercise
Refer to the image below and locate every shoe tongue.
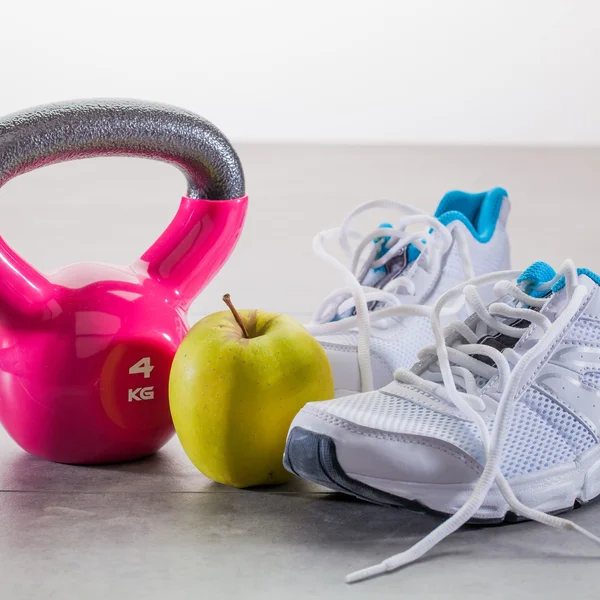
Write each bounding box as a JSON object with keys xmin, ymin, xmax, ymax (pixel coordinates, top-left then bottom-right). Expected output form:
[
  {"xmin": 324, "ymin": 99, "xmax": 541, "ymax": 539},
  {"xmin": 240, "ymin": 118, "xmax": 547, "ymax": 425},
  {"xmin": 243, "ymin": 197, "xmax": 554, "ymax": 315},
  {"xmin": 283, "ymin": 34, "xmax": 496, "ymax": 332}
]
[
  {"xmin": 361, "ymin": 223, "xmax": 415, "ymax": 288},
  {"xmin": 346, "ymin": 224, "xmax": 414, "ymax": 318},
  {"xmin": 472, "ymin": 261, "xmax": 557, "ymax": 367}
]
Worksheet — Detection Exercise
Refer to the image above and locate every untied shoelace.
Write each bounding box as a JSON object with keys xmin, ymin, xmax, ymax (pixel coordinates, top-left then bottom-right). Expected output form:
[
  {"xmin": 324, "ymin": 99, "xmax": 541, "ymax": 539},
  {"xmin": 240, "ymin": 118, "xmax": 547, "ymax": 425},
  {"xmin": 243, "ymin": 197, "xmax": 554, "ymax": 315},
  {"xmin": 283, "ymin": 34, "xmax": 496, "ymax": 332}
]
[
  {"xmin": 306, "ymin": 199, "xmax": 475, "ymax": 392},
  {"xmin": 346, "ymin": 260, "xmax": 600, "ymax": 584}
]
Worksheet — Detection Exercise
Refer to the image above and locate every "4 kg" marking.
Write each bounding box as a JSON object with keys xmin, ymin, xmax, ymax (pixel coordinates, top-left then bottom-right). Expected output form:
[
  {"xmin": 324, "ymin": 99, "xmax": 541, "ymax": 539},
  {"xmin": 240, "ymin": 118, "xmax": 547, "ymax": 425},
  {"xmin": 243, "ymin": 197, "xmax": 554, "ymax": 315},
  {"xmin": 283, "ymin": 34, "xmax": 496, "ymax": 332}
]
[{"xmin": 127, "ymin": 357, "xmax": 155, "ymax": 402}]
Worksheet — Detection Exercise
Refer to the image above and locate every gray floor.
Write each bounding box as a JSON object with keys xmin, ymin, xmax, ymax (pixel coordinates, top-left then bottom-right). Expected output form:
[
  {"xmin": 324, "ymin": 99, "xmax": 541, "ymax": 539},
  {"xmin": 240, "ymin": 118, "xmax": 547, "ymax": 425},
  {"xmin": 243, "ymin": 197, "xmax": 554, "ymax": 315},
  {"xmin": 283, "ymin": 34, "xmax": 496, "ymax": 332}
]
[{"xmin": 1, "ymin": 145, "xmax": 600, "ymax": 598}]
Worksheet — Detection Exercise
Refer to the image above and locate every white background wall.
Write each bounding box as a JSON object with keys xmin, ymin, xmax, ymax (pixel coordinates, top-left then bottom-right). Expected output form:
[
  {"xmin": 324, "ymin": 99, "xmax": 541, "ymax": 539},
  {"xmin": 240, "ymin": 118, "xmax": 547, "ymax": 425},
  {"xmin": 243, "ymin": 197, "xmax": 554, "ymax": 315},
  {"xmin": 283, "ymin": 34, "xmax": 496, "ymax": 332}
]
[{"xmin": 2, "ymin": 0, "xmax": 600, "ymax": 145}]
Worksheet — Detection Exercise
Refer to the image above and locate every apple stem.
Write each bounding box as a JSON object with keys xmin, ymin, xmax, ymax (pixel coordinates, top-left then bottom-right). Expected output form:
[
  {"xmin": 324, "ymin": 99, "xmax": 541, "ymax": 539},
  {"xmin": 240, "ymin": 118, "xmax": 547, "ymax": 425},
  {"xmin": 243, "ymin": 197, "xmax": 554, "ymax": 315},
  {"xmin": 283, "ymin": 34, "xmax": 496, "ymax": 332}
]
[{"xmin": 222, "ymin": 294, "xmax": 249, "ymax": 338}]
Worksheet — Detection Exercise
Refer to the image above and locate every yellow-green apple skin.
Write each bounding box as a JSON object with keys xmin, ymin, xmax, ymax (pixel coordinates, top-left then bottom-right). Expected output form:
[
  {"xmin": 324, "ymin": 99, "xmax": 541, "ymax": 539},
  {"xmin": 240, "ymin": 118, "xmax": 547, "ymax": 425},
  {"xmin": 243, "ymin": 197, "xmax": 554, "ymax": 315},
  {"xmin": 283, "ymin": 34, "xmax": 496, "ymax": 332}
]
[{"xmin": 169, "ymin": 309, "xmax": 334, "ymax": 488}]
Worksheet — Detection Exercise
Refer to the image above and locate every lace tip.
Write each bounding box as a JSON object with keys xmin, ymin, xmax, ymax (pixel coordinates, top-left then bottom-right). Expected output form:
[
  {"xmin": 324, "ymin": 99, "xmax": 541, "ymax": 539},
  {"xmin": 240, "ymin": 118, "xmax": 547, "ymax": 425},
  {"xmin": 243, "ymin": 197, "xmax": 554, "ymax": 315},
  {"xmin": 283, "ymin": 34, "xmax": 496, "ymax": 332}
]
[
  {"xmin": 345, "ymin": 563, "xmax": 388, "ymax": 584},
  {"xmin": 570, "ymin": 522, "xmax": 600, "ymax": 546}
]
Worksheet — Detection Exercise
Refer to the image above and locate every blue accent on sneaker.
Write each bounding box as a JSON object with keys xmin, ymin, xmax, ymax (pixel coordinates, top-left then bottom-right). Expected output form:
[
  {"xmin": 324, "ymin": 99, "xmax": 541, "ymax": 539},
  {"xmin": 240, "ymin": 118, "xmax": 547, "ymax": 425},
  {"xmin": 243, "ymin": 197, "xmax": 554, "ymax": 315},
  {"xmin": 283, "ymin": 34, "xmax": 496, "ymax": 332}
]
[
  {"xmin": 434, "ymin": 187, "xmax": 507, "ymax": 243},
  {"xmin": 407, "ymin": 242, "xmax": 421, "ymax": 264},
  {"xmin": 552, "ymin": 268, "xmax": 600, "ymax": 293},
  {"xmin": 375, "ymin": 222, "xmax": 423, "ymax": 265},
  {"xmin": 374, "ymin": 223, "xmax": 393, "ymax": 273},
  {"xmin": 517, "ymin": 261, "xmax": 557, "ymax": 298},
  {"xmin": 374, "ymin": 223, "xmax": 393, "ymax": 245}
]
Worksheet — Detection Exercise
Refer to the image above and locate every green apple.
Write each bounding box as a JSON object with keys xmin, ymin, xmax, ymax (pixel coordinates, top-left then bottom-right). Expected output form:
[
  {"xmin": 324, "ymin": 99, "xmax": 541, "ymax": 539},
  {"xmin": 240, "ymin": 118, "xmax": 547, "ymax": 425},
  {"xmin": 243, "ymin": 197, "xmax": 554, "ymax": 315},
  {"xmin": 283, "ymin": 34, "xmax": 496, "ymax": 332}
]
[{"xmin": 169, "ymin": 294, "xmax": 334, "ymax": 488}]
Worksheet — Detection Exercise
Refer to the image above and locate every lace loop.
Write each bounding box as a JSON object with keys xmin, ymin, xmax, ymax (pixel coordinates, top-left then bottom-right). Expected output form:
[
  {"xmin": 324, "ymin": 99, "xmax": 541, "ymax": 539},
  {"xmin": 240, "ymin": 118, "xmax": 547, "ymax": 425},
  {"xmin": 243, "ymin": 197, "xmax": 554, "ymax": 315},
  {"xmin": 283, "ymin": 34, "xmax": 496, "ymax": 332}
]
[{"xmin": 307, "ymin": 199, "xmax": 474, "ymax": 392}]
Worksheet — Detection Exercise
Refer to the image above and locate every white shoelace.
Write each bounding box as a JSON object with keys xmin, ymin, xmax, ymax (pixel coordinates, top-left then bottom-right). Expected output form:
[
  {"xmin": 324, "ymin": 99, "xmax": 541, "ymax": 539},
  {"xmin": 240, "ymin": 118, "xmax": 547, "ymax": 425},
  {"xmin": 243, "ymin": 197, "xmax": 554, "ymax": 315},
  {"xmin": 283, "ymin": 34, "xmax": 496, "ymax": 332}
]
[
  {"xmin": 347, "ymin": 260, "xmax": 600, "ymax": 583},
  {"xmin": 306, "ymin": 199, "xmax": 475, "ymax": 392}
]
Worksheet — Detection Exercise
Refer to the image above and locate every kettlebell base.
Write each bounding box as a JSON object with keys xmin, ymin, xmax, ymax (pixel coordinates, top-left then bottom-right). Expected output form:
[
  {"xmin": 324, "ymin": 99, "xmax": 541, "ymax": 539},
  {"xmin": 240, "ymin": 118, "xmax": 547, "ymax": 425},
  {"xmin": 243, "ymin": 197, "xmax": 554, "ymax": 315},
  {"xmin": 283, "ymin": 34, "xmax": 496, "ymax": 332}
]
[
  {"xmin": 48, "ymin": 449, "xmax": 160, "ymax": 467},
  {"xmin": 12, "ymin": 429, "xmax": 175, "ymax": 466}
]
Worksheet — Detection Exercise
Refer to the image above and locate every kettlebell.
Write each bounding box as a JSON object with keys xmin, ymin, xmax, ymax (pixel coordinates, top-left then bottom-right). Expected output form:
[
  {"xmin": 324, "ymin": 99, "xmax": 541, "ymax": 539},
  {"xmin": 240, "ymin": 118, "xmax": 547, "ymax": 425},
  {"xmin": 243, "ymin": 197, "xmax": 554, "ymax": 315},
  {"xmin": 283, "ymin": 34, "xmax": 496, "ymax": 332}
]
[{"xmin": 0, "ymin": 99, "xmax": 247, "ymax": 464}]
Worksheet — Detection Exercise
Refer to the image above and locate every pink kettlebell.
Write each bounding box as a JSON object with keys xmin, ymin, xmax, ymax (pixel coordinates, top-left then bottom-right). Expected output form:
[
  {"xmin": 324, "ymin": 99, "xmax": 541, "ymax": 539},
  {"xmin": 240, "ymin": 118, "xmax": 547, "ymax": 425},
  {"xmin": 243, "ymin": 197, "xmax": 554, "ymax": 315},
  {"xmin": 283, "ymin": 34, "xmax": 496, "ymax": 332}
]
[{"xmin": 0, "ymin": 99, "xmax": 247, "ymax": 464}]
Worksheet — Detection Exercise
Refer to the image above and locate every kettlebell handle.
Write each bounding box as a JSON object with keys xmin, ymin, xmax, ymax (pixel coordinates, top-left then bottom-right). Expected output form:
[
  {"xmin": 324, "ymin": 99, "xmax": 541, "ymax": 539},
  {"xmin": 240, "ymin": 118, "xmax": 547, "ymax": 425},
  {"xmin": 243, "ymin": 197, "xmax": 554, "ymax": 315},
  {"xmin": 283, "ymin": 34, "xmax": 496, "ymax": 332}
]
[
  {"xmin": 0, "ymin": 99, "xmax": 245, "ymax": 199},
  {"xmin": 0, "ymin": 99, "xmax": 247, "ymax": 316}
]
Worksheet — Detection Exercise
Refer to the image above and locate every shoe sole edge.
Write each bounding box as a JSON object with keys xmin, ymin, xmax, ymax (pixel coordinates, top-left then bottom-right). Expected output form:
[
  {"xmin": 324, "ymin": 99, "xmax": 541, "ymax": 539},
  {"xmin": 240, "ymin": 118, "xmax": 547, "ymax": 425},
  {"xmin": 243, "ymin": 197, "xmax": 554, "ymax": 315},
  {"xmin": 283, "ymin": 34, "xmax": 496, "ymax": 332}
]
[{"xmin": 283, "ymin": 426, "xmax": 595, "ymax": 525}]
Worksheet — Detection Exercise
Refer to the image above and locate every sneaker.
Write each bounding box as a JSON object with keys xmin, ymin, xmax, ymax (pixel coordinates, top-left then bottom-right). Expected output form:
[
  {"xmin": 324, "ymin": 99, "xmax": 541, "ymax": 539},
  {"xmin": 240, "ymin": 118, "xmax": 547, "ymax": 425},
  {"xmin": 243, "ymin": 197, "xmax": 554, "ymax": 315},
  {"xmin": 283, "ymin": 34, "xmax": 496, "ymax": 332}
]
[
  {"xmin": 306, "ymin": 188, "xmax": 511, "ymax": 396},
  {"xmin": 285, "ymin": 260, "xmax": 600, "ymax": 582}
]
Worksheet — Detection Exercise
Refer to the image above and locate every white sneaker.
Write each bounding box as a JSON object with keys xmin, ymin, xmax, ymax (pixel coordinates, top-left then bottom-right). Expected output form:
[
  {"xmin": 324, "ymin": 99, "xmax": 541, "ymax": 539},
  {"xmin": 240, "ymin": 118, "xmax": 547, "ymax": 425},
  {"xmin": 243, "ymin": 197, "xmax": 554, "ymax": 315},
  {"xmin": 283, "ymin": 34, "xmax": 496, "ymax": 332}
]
[
  {"xmin": 285, "ymin": 260, "xmax": 600, "ymax": 582},
  {"xmin": 306, "ymin": 188, "xmax": 511, "ymax": 396}
]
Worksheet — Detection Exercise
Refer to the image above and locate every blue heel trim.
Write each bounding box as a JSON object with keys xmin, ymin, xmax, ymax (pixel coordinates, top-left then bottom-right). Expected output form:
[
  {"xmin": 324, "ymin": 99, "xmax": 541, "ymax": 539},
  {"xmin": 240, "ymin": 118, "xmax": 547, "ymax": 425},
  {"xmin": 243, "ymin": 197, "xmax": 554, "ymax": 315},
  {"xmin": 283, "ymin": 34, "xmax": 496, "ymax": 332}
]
[{"xmin": 434, "ymin": 187, "xmax": 507, "ymax": 243}]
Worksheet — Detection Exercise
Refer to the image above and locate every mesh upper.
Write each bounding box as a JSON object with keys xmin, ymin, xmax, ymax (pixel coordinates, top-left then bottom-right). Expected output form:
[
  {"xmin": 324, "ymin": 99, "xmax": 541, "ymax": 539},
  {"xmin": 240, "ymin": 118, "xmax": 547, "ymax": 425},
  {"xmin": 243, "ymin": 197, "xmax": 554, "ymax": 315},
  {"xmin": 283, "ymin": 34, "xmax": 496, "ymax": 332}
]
[
  {"xmin": 314, "ymin": 381, "xmax": 597, "ymax": 480},
  {"xmin": 569, "ymin": 317, "xmax": 600, "ymax": 346},
  {"xmin": 316, "ymin": 387, "xmax": 486, "ymax": 463},
  {"xmin": 501, "ymin": 386, "xmax": 596, "ymax": 477}
]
